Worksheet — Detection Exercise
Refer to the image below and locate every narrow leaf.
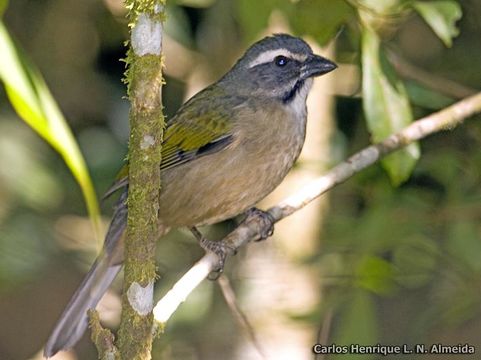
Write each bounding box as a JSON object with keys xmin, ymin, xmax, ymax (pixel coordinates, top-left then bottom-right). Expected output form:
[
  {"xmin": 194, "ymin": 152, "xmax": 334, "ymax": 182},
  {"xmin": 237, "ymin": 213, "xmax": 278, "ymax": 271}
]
[
  {"xmin": 0, "ymin": 22, "xmax": 101, "ymax": 242},
  {"xmin": 413, "ymin": 0, "xmax": 462, "ymax": 47},
  {"xmin": 361, "ymin": 26, "xmax": 420, "ymax": 185}
]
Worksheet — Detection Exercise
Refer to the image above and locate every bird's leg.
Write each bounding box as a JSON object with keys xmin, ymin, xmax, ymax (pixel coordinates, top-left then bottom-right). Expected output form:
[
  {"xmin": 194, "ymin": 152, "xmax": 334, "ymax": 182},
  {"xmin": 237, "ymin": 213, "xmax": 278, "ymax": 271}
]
[
  {"xmin": 245, "ymin": 207, "xmax": 275, "ymax": 241},
  {"xmin": 189, "ymin": 226, "xmax": 235, "ymax": 275}
]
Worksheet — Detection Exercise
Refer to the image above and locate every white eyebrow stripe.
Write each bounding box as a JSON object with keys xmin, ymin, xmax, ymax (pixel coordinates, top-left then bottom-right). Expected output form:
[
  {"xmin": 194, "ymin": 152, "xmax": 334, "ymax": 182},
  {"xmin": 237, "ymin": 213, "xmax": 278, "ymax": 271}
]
[{"xmin": 248, "ymin": 49, "xmax": 307, "ymax": 68}]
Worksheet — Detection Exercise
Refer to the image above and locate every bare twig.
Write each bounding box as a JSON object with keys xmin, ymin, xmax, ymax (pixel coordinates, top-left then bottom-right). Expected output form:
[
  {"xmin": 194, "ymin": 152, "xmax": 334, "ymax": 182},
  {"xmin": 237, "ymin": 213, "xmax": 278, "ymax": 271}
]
[
  {"xmin": 217, "ymin": 275, "xmax": 267, "ymax": 360},
  {"xmin": 153, "ymin": 92, "xmax": 481, "ymax": 325},
  {"xmin": 314, "ymin": 309, "xmax": 334, "ymax": 360}
]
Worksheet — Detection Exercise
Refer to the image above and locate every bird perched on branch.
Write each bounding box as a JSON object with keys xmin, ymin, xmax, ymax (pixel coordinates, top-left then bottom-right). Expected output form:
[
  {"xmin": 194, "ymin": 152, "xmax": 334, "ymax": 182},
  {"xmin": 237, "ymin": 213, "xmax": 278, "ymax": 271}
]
[{"xmin": 44, "ymin": 33, "xmax": 336, "ymax": 357}]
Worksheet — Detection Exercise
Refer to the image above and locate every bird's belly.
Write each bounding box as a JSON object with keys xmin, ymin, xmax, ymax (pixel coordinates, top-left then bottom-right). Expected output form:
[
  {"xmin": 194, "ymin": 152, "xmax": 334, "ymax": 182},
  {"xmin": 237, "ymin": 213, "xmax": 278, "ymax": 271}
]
[{"xmin": 157, "ymin": 138, "xmax": 302, "ymax": 227}]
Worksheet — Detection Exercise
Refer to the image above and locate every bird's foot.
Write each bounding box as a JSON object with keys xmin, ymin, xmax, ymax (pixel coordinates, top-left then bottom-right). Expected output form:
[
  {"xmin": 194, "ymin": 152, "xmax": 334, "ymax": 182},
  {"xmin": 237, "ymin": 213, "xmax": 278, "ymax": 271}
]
[
  {"xmin": 245, "ymin": 207, "xmax": 275, "ymax": 241},
  {"xmin": 189, "ymin": 227, "xmax": 236, "ymax": 278}
]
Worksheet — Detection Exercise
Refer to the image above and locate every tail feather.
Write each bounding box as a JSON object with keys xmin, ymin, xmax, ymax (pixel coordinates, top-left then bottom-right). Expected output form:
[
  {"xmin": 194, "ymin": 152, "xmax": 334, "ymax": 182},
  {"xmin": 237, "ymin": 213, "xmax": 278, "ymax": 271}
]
[
  {"xmin": 44, "ymin": 259, "xmax": 122, "ymax": 357},
  {"xmin": 44, "ymin": 191, "xmax": 128, "ymax": 358}
]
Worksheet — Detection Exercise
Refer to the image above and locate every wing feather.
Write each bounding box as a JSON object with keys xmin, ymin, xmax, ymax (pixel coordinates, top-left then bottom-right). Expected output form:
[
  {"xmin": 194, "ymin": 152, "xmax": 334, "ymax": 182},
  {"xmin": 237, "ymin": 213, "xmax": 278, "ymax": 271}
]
[{"xmin": 102, "ymin": 86, "xmax": 245, "ymax": 199}]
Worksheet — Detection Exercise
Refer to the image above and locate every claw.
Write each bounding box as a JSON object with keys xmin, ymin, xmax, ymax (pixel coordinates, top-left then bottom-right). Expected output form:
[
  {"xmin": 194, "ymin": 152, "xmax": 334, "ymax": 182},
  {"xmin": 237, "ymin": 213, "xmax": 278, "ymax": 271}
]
[
  {"xmin": 245, "ymin": 208, "xmax": 275, "ymax": 241},
  {"xmin": 189, "ymin": 227, "xmax": 236, "ymax": 275}
]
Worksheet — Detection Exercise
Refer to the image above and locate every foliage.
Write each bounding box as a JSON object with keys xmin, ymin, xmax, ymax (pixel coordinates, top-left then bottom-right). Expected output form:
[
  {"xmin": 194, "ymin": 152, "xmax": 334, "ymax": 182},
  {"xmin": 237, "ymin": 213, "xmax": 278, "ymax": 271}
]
[
  {"xmin": 239, "ymin": 0, "xmax": 462, "ymax": 185},
  {"xmin": 0, "ymin": 21, "xmax": 101, "ymax": 241},
  {"xmin": 413, "ymin": 0, "xmax": 462, "ymax": 47},
  {"xmin": 361, "ymin": 26, "xmax": 419, "ymax": 185}
]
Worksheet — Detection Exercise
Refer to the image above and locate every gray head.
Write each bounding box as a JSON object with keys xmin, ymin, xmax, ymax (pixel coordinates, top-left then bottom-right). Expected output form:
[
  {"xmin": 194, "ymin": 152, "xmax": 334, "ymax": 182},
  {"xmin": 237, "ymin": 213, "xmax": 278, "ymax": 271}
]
[{"xmin": 221, "ymin": 34, "xmax": 337, "ymax": 103}]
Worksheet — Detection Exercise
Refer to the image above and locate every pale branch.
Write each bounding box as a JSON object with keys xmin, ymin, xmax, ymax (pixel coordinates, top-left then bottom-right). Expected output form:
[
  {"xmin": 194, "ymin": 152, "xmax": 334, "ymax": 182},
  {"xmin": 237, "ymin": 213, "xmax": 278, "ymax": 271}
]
[{"xmin": 153, "ymin": 92, "xmax": 481, "ymax": 325}]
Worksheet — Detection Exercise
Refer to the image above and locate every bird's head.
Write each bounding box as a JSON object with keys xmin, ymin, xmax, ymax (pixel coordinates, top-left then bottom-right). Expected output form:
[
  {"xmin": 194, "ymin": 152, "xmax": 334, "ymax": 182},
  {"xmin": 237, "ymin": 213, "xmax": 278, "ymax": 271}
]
[{"xmin": 221, "ymin": 34, "xmax": 337, "ymax": 104}]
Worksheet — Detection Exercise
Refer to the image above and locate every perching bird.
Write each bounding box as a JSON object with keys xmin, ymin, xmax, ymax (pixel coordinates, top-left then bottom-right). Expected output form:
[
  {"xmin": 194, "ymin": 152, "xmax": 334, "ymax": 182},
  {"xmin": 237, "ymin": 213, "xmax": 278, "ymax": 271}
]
[{"xmin": 44, "ymin": 33, "xmax": 337, "ymax": 357}]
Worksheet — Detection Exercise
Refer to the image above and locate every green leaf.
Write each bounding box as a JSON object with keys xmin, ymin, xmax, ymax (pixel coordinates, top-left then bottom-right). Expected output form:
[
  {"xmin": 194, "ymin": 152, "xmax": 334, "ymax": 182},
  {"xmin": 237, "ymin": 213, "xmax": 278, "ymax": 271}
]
[
  {"xmin": 0, "ymin": 22, "xmax": 101, "ymax": 243},
  {"xmin": 361, "ymin": 26, "xmax": 420, "ymax": 185},
  {"xmin": 288, "ymin": 0, "xmax": 354, "ymax": 46},
  {"xmin": 413, "ymin": 0, "xmax": 462, "ymax": 47}
]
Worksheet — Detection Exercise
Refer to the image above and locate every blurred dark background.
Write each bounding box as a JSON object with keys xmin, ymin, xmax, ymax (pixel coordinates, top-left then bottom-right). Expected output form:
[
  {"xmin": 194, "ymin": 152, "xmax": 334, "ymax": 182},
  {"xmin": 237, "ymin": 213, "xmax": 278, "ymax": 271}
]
[{"xmin": 1, "ymin": 0, "xmax": 481, "ymax": 359}]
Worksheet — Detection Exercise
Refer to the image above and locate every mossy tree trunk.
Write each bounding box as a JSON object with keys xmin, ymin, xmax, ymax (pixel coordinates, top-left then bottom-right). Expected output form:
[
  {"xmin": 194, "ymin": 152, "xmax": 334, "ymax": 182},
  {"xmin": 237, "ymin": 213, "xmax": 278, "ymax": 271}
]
[{"xmin": 117, "ymin": 1, "xmax": 166, "ymax": 359}]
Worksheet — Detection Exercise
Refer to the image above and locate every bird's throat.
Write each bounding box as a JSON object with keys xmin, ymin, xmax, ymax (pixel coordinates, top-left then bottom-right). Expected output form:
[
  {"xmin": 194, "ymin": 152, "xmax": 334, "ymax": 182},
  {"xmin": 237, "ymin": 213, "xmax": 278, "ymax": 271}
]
[{"xmin": 282, "ymin": 79, "xmax": 305, "ymax": 104}]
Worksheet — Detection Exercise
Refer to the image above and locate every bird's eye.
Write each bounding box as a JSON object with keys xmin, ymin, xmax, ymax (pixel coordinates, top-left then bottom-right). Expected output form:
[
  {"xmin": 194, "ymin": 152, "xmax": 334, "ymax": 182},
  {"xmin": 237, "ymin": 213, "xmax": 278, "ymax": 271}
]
[{"xmin": 274, "ymin": 55, "xmax": 289, "ymax": 67}]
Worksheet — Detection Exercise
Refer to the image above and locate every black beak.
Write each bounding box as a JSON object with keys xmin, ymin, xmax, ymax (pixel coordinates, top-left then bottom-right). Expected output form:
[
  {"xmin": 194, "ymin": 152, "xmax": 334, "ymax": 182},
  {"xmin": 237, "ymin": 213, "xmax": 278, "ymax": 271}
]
[{"xmin": 301, "ymin": 54, "xmax": 337, "ymax": 79}]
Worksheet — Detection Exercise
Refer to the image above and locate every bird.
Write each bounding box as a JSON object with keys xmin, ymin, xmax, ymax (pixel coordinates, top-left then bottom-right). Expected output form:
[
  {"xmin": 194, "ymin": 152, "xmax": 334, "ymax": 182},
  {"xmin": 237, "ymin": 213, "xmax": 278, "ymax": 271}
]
[{"xmin": 44, "ymin": 33, "xmax": 337, "ymax": 357}]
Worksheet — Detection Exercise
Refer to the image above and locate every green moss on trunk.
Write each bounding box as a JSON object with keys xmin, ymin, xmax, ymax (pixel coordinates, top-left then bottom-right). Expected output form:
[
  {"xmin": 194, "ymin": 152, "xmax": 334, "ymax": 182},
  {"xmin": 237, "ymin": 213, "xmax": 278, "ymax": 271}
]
[{"xmin": 116, "ymin": 2, "xmax": 166, "ymax": 359}]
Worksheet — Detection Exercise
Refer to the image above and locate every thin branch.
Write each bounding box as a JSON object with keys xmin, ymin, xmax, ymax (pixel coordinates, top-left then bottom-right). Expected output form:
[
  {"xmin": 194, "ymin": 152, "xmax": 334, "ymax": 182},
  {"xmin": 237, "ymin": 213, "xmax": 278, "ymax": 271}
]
[
  {"xmin": 217, "ymin": 275, "xmax": 267, "ymax": 360},
  {"xmin": 314, "ymin": 309, "xmax": 334, "ymax": 360},
  {"xmin": 153, "ymin": 92, "xmax": 481, "ymax": 325}
]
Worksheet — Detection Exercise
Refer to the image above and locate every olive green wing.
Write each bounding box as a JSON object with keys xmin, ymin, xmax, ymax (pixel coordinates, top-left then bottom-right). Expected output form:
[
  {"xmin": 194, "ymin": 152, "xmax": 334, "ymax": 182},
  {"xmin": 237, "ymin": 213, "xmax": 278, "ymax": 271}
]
[
  {"xmin": 160, "ymin": 109, "xmax": 234, "ymax": 171},
  {"xmin": 103, "ymin": 89, "xmax": 240, "ymax": 199}
]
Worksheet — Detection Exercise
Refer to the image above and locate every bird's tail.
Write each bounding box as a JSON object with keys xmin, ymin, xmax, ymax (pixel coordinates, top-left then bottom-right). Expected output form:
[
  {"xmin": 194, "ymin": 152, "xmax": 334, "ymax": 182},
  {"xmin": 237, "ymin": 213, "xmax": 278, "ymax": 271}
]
[
  {"xmin": 43, "ymin": 256, "xmax": 122, "ymax": 357},
  {"xmin": 44, "ymin": 192, "xmax": 128, "ymax": 358}
]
